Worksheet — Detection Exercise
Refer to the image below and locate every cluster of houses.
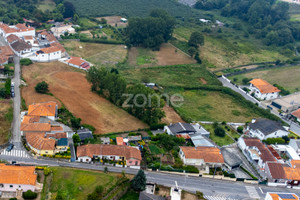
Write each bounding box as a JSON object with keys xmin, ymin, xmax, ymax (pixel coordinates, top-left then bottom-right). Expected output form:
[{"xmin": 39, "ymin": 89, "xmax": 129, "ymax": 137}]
[{"xmin": 21, "ymin": 102, "xmax": 70, "ymax": 156}]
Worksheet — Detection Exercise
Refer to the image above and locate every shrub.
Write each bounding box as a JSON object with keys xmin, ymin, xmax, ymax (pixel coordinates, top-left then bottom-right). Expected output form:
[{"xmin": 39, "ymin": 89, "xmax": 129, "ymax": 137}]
[
  {"xmin": 22, "ymin": 190, "xmax": 37, "ymax": 199},
  {"xmin": 9, "ymin": 198, "xmax": 18, "ymax": 200},
  {"xmin": 44, "ymin": 167, "xmax": 51, "ymax": 176},
  {"xmin": 35, "ymin": 81, "xmax": 49, "ymax": 94},
  {"xmin": 237, "ymin": 126, "xmax": 244, "ymax": 134},
  {"xmin": 184, "ymin": 165, "xmax": 199, "ymax": 173},
  {"xmin": 214, "ymin": 126, "xmax": 225, "ymax": 137},
  {"xmin": 20, "ymin": 58, "xmax": 32, "ymax": 66},
  {"xmin": 131, "ymin": 170, "xmax": 146, "ymax": 191}
]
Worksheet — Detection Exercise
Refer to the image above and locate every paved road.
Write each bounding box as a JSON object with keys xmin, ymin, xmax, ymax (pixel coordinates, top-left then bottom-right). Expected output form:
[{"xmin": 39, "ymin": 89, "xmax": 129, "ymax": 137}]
[
  {"xmin": 218, "ymin": 77, "xmax": 258, "ymax": 104},
  {"xmin": 1, "ymin": 154, "xmax": 300, "ymax": 199}
]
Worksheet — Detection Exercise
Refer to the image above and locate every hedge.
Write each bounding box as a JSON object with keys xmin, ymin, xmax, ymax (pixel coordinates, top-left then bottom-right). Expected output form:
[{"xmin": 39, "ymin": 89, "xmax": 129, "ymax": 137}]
[{"xmin": 80, "ymin": 38, "xmax": 124, "ymax": 45}]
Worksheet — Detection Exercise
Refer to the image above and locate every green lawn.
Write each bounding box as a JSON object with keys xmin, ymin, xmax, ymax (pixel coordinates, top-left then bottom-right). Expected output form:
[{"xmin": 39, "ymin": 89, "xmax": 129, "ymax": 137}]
[
  {"xmin": 120, "ymin": 189, "xmax": 139, "ymax": 200},
  {"xmin": 37, "ymin": 0, "xmax": 56, "ymax": 12},
  {"xmin": 202, "ymin": 124, "xmax": 235, "ymax": 146},
  {"xmin": 48, "ymin": 167, "xmax": 119, "ymax": 200},
  {"xmin": 120, "ymin": 64, "xmax": 221, "ymax": 88},
  {"xmin": 173, "ymin": 90, "xmax": 259, "ymax": 123},
  {"xmin": 136, "ymin": 48, "xmax": 157, "ymax": 66},
  {"xmin": 229, "ymin": 65, "xmax": 300, "ymax": 93}
]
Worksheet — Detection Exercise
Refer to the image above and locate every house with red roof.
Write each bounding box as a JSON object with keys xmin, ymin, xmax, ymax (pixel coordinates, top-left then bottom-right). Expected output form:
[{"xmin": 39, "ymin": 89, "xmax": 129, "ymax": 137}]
[
  {"xmin": 0, "ymin": 22, "xmax": 35, "ymax": 38},
  {"xmin": 292, "ymin": 109, "xmax": 300, "ymax": 123},
  {"xmin": 66, "ymin": 56, "xmax": 91, "ymax": 70},
  {"xmin": 249, "ymin": 79, "xmax": 280, "ymax": 100}
]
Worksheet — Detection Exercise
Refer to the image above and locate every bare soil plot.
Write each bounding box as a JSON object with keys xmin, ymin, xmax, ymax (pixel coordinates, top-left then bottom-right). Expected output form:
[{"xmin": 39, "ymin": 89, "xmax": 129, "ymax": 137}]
[
  {"xmin": 62, "ymin": 41, "xmax": 127, "ymax": 66},
  {"xmin": 0, "ymin": 100, "xmax": 12, "ymax": 144},
  {"xmin": 128, "ymin": 43, "xmax": 195, "ymax": 67},
  {"xmin": 97, "ymin": 16, "xmax": 128, "ymax": 27},
  {"xmin": 22, "ymin": 62, "xmax": 148, "ymax": 134},
  {"xmin": 161, "ymin": 105, "xmax": 184, "ymax": 124}
]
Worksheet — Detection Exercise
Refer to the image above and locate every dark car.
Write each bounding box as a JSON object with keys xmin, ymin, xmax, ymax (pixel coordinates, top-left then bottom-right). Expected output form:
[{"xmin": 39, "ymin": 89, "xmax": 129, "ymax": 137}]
[
  {"xmin": 11, "ymin": 92, "xmax": 14, "ymax": 98},
  {"xmin": 6, "ymin": 144, "xmax": 14, "ymax": 152}
]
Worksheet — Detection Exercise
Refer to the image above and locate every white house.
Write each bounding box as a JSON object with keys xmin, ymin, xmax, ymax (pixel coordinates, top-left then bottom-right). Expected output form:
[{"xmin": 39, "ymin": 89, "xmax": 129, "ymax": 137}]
[
  {"xmin": 249, "ymin": 79, "xmax": 280, "ymax": 100},
  {"xmin": 50, "ymin": 24, "xmax": 75, "ymax": 38},
  {"xmin": 247, "ymin": 118, "xmax": 288, "ymax": 140},
  {"xmin": 0, "ymin": 163, "xmax": 37, "ymax": 193},
  {"xmin": 289, "ymin": 139, "xmax": 300, "ymax": 156},
  {"xmin": 66, "ymin": 56, "xmax": 91, "ymax": 70},
  {"xmin": 0, "ymin": 22, "xmax": 35, "ymax": 38},
  {"xmin": 238, "ymin": 137, "xmax": 277, "ymax": 170},
  {"xmin": 179, "ymin": 146, "xmax": 224, "ymax": 173},
  {"xmin": 265, "ymin": 192, "xmax": 299, "ymax": 200},
  {"xmin": 33, "ymin": 46, "xmax": 61, "ymax": 62}
]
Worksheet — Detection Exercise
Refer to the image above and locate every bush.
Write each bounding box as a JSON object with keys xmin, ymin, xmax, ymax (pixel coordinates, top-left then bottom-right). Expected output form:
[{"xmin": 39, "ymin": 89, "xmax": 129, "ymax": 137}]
[
  {"xmin": 44, "ymin": 167, "xmax": 52, "ymax": 176},
  {"xmin": 184, "ymin": 165, "xmax": 199, "ymax": 173},
  {"xmin": 150, "ymin": 123, "xmax": 166, "ymax": 130},
  {"xmin": 22, "ymin": 190, "xmax": 37, "ymax": 199},
  {"xmin": 263, "ymin": 137, "xmax": 286, "ymax": 145},
  {"xmin": 214, "ymin": 126, "xmax": 225, "ymax": 137},
  {"xmin": 35, "ymin": 81, "xmax": 49, "ymax": 94},
  {"xmin": 237, "ymin": 126, "xmax": 244, "ymax": 134},
  {"xmin": 9, "ymin": 198, "xmax": 18, "ymax": 200},
  {"xmin": 20, "ymin": 58, "xmax": 32, "ymax": 66}
]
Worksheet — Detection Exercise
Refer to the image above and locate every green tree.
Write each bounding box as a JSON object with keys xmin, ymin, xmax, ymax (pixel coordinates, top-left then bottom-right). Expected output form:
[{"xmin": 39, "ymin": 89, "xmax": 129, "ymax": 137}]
[
  {"xmin": 188, "ymin": 32, "xmax": 204, "ymax": 48},
  {"xmin": 5, "ymin": 78, "xmax": 11, "ymax": 98},
  {"xmin": 237, "ymin": 126, "xmax": 244, "ymax": 134},
  {"xmin": 188, "ymin": 47, "xmax": 197, "ymax": 57},
  {"xmin": 71, "ymin": 117, "xmax": 81, "ymax": 129},
  {"xmin": 20, "ymin": 58, "xmax": 32, "ymax": 66},
  {"xmin": 131, "ymin": 170, "xmax": 146, "ymax": 191},
  {"xmin": 214, "ymin": 126, "xmax": 225, "ymax": 137},
  {"xmin": 104, "ymin": 167, "xmax": 108, "ymax": 173},
  {"xmin": 35, "ymin": 81, "xmax": 49, "ymax": 94},
  {"xmin": 22, "ymin": 190, "xmax": 37, "ymax": 199},
  {"xmin": 72, "ymin": 133, "xmax": 81, "ymax": 144}
]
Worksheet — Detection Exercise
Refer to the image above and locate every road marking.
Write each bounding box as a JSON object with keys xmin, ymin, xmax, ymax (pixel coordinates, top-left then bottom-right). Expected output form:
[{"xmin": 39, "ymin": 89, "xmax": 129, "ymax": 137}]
[
  {"xmin": 204, "ymin": 195, "xmax": 238, "ymax": 200},
  {"xmin": 1, "ymin": 149, "xmax": 29, "ymax": 158},
  {"xmin": 245, "ymin": 185, "xmax": 260, "ymax": 199},
  {"xmin": 259, "ymin": 187, "xmax": 263, "ymax": 194}
]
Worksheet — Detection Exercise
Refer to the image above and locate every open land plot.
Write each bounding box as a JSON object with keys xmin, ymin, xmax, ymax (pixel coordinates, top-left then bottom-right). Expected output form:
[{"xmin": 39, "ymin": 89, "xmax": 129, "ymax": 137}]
[
  {"xmin": 0, "ymin": 100, "xmax": 12, "ymax": 144},
  {"xmin": 173, "ymin": 27, "xmax": 290, "ymax": 70},
  {"xmin": 128, "ymin": 44, "xmax": 195, "ymax": 67},
  {"xmin": 37, "ymin": 0, "xmax": 56, "ymax": 12},
  {"xmin": 97, "ymin": 16, "xmax": 128, "ymax": 27},
  {"xmin": 45, "ymin": 167, "xmax": 122, "ymax": 200},
  {"xmin": 201, "ymin": 124, "xmax": 235, "ymax": 146},
  {"xmin": 161, "ymin": 105, "xmax": 185, "ymax": 124},
  {"xmin": 229, "ymin": 65, "xmax": 300, "ymax": 93},
  {"xmin": 22, "ymin": 62, "xmax": 148, "ymax": 134},
  {"xmin": 120, "ymin": 64, "xmax": 221, "ymax": 88},
  {"xmin": 174, "ymin": 90, "xmax": 260, "ymax": 123},
  {"xmin": 62, "ymin": 41, "xmax": 127, "ymax": 66}
]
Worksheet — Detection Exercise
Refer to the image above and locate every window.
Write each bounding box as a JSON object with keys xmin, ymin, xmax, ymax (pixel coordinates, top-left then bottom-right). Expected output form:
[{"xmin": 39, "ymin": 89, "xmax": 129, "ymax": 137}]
[
  {"xmin": 135, "ymin": 161, "xmax": 138, "ymax": 165},
  {"xmin": 86, "ymin": 159, "xmax": 89, "ymax": 162},
  {"xmin": 129, "ymin": 161, "xmax": 132, "ymax": 164},
  {"xmin": 45, "ymin": 151, "xmax": 48, "ymax": 154},
  {"xmin": 10, "ymin": 185, "xmax": 13, "ymax": 188}
]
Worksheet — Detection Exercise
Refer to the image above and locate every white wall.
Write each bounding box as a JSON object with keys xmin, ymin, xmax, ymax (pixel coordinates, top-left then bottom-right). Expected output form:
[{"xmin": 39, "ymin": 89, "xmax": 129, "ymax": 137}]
[
  {"xmin": 250, "ymin": 84, "xmax": 279, "ymax": 100},
  {"xmin": 32, "ymin": 51, "xmax": 61, "ymax": 62},
  {"xmin": 78, "ymin": 156, "xmax": 92, "ymax": 162},
  {"xmin": 0, "ymin": 183, "xmax": 36, "ymax": 192},
  {"xmin": 265, "ymin": 130, "xmax": 289, "ymax": 139}
]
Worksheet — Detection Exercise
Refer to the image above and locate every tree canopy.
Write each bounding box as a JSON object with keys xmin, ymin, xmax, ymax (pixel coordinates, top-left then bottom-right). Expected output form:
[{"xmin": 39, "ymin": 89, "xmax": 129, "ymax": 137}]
[
  {"xmin": 131, "ymin": 170, "xmax": 147, "ymax": 191},
  {"xmin": 35, "ymin": 81, "xmax": 49, "ymax": 94}
]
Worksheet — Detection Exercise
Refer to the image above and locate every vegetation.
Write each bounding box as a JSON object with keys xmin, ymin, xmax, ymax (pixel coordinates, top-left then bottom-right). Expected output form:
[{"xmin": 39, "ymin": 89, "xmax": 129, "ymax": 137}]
[
  {"xmin": 4, "ymin": 78, "xmax": 11, "ymax": 98},
  {"xmin": 202, "ymin": 124, "xmax": 235, "ymax": 146},
  {"xmin": 87, "ymin": 185, "xmax": 104, "ymax": 200},
  {"xmin": 0, "ymin": 100, "xmax": 13, "ymax": 144},
  {"xmin": 20, "ymin": 58, "xmax": 33, "ymax": 66},
  {"xmin": 119, "ymin": 189, "xmax": 139, "ymax": 200},
  {"xmin": 22, "ymin": 190, "xmax": 37, "ymax": 199},
  {"xmin": 35, "ymin": 81, "xmax": 49, "ymax": 94},
  {"xmin": 126, "ymin": 9, "xmax": 175, "ymax": 49},
  {"xmin": 214, "ymin": 126, "xmax": 225, "ymax": 137},
  {"xmin": 131, "ymin": 170, "xmax": 146, "ymax": 192},
  {"xmin": 237, "ymin": 126, "xmax": 244, "ymax": 134},
  {"xmin": 263, "ymin": 137, "xmax": 286, "ymax": 145}
]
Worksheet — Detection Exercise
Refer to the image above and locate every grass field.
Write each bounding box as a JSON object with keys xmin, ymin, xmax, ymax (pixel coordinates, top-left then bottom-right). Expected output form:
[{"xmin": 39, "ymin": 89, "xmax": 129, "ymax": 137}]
[
  {"xmin": 21, "ymin": 62, "xmax": 148, "ymax": 134},
  {"xmin": 173, "ymin": 27, "xmax": 290, "ymax": 70},
  {"xmin": 120, "ymin": 189, "xmax": 139, "ymax": 200},
  {"xmin": 120, "ymin": 64, "xmax": 221, "ymax": 88},
  {"xmin": 0, "ymin": 100, "xmax": 12, "ymax": 144},
  {"xmin": 174, "ymin": 90, "xmax": 259, "ymax": 123},
  {"xmin": 128, "ymin": 44, "xmax": 195, "ymax": 67},
  {"xmin": 47, "ymin": 167, "xmax": 119, "ymax": 200},
  {"xmin": 202, "ymin": 124, "xmax": 235, "ymax": 146},
  {"xmin": 229, "ymin": 65, "xmax": 300, "ymax": 93},
  {"xmin": 37, "ymin": 0, "xmax": 56, "ymax": 12},
  {"xmin": 62, "ymin": 40, "xmax": 127, "ymax": 66}
]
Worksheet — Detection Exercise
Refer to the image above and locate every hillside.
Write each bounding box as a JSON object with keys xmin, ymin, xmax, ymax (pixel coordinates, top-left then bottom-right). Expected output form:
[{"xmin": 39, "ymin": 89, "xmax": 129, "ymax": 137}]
[{"xmin": 68, "ymin": 0, "xmax": 199, "ymax": 18}]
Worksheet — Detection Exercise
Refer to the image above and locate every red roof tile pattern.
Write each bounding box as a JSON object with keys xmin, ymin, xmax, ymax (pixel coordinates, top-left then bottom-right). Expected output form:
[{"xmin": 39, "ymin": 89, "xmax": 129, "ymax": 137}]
[
  {"xmin": 0, "ymin": 163, "xmax": 37, "ymax": 185},
  {"xmin": 180, "ymin": 146, "xmax": 225, "ymax": 163},
  {"xmin": 267, "ymin": 162, "xmax": 286, "ymax": 179},
  {"xmin": 77, "ymin": 144, "xmax": 142, "ymax": 160},
  {"xmin": 28, "ymin": 102, "xmax": 57, "ymax": 117},
  {"xmin": 26, "ymin": 132, "xmax": 56, "ymax": 151},
  {"xmin": 292, "ymin": 109, "xmax": 300, "ymax": 119},
  {"xmin": 243, "ymin": 138, "xmax": 276, "ymax": 162},
  {"xmin": 250, "ymin": 79, "xmax": 280, "ymax": 94}
]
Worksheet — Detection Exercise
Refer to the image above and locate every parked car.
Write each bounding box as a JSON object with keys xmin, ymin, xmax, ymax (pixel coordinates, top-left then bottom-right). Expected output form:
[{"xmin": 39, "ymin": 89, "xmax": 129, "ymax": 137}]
[
  {"xmin": 11, "ymin": 92, "xmax": 14, "ymax": 98},
  {"xmin": 6, "ymin": 144, "xmax": 14, "ymax": 152},
  {"xmin": 11, "ymin": 87, "xmax": 14, "ymax": 93}
]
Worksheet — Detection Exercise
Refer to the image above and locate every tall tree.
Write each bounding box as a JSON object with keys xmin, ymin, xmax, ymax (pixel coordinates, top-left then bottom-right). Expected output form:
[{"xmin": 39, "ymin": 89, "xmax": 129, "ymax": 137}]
[{"xmin": 131, "ymin": 170, "xmax": 146, "ymax": 191}]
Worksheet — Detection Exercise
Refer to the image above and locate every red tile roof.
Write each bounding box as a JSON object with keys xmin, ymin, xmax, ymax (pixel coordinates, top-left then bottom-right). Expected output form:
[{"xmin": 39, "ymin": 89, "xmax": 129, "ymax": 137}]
[
  {"xmin": 0, "ymin": 23, "xmax": 34, "ymax": 34},
  {"xmin": 0, "ymin": 164, "xmax": 37, "ymax": 185},
  {"xmin": 50, "ymin": 42, "xmax": 66, "ymax": 53},
  {"xmin": 67, "ymin": 57, "xmax": 86, "ymax": 66},
  {"xmin": 77, "ymin": 144, "xmax": 142, "ymax": 160},
  {"xmin": 250, "ymin": 79, "xmax": 280, "ymax": 94},
  {"xmin": 268, "ymin": 145, "xmax": 282, "ymax": 160},
  {"xmin": 266, "ymin": 162, "xmax": 286, "ymax": 179},
  {"xmin": 116, "ymin": 137, "xmax": 124, "ymax": 145},
  {"xmin": 22, "ymin": 115, "xmax": 40, "ymax": 124},
  {"xmin": 28, "ymin": 102, "xmax": 57, "ymax": 117},
  {"xmin": 7, "ymin": 34, "xmax": 20, "ymax": 44},
  {"xmin": 292, "ymin": 109, "xmax": 300, "ymax": 119},
  {"xmin": 0, "ymin": 45, "xmax": 14, "ymax": 56},
  {"xmin": 0, "ymin": 55, "xmax": 8, "ymax": 64},
  {"xmin": 38, "ymin": 46, "xmax": 61, "ymax": 54},
  {"xmin": 21, "ymin": 123, "xmax": 51, "ymax": 132},
  {"xmin": 180, "ymin": 146, "xmax": 225, "ymax": 164},
  {"xmin": 243, "ymin": 138, "xmax": 276, "ymax": 162},
  {"xmin": 26, "ymin": 132, "xmax": 56, "ymax": 151}
]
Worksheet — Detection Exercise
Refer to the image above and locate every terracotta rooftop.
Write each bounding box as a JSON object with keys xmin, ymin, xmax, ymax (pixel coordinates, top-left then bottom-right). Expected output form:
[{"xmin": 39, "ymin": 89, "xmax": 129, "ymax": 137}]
[
  {"xmin": 46, "ymin": 132, "xmax": 67, "ymax": 139},
  {"xmin": 77, "ymin": 144, "xmax": 142, "ymax": 160},
  {"xmin": 284, "ymin": 160, "xmax": 300, "ymax": 180},
  {"xmin": 38, "ymin": 46, "xmax": 61, "ymax": 54},
  {"xmin": 268, "ymin": 145, "xmax": 282, "ymax": 160},
  {"xmin": 22, "ymin": 115, "xmax": 40, "ymax": 124},
  {"xmin": 26, "ymin": 132, "xmax": 56, "ymax": 151},
  {"xmin": 266, "ymin": 162, "xmax": 286, "ymax": 179},
  {"xmin": 292, "ymin": 109, "xmax": 300, "ymax": 119},
  {"xmin": 176, "ymin": 134, "xmax": 191, "ymax": 140},
  {"xmin": 243, "ymin": 138, "xmax": 276, "ymax": 163},
  {"xmin": 0, "ymin": 55, "xmax": 8, "ymax": 64},
  {"xmin": 28, "ymin": 102, "xmax": 57, "ymax": 117},
  {"xmin": 21, "ymin": 123, "xmax": 51, "ymax": 132},
  {"xmin": 180, "ymin": 146, "xmax": 225, "ymax": 164},
  {"xmin": 50, "ymin": 42, "xmax": 65, "ymax": 52},
  {"xmin": 0, "ymin": 45, "xmax": 14, "ymax": 56},
  {"xmin": 67, "ymin": 56, "xmax": 87, "ymax": 66},
  {"xmin": 7, "ymin": 34, "xmax": 20, "ymax": 44},
  {"xmin": 11, "ymin": 40, "xmax": 31, "ymax": 52},
  {"xmin": 24, "ymin": 35, "xmax": 33, "ymax": 40},
  {"xmin": 50, "ymin": 125, "xmax": 63, "ymax": 132},
  {"xmin": 116, "ymin": 137, "xmax": 124, "ymax": 145},
  {"xmin": 0, "ymin": 23, "xmax": 34, "ymax": 34},
  {"xmin": 250, "ymin": 79, "xmax": 280, "ymax": 94},
  {"xmin": 0, "ymin": 163, "xmax": 37, "ymax": 185}
]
